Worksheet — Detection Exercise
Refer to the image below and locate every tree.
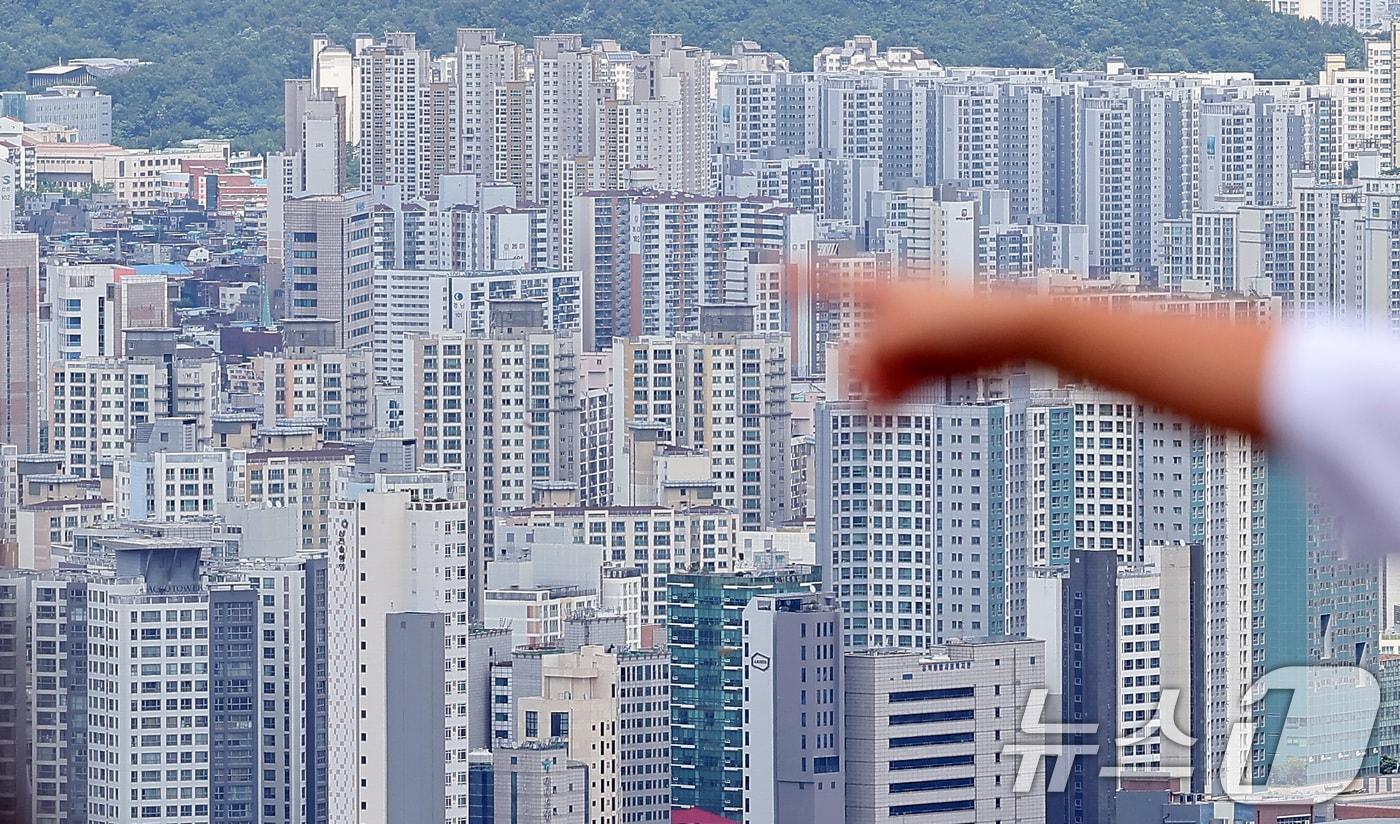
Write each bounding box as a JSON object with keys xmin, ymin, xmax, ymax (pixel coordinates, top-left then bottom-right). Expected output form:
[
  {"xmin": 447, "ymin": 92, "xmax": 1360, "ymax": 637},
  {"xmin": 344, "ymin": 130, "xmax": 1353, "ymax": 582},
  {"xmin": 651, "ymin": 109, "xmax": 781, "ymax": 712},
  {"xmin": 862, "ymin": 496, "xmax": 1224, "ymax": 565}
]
[{"xmin": 0, "ymin": 0, "xmax": 1364, "ymax": 152}]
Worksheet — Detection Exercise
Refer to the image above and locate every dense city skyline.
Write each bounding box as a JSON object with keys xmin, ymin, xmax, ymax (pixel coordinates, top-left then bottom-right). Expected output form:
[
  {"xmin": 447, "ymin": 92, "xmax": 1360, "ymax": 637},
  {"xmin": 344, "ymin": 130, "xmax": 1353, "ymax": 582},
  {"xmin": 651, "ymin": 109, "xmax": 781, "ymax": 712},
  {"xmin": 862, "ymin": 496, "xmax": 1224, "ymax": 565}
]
[{"xmin": 0, "ymin": 16, "xmax": 1397, "ymax": 824}]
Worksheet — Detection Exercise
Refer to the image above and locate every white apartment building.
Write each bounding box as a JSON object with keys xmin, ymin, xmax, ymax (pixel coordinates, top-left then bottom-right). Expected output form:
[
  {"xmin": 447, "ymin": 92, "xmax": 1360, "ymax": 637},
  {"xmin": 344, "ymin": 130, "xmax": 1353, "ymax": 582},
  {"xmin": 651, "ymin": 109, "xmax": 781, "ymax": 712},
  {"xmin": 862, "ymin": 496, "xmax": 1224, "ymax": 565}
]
[
  {"xmin": 1078, "ymin": 94, "xmax": 1153, "ymax": 274},
  {"xmin": 46, "ymin": 265, "xmax": 171, "ymax": 364},
  {"xmin": 718, "ymin": 155, "xmax": 881, "ymax": 224},
  {"xmin": 370, "ymin": 267, "xmax": 581, "ymax": 387},
  {"xmin": 1139, "ymin": 404, "xmax": 1261, "ymax": 793},
  {"xmin": 355, "ymin": 32, "xmax": 451, "ymax": 201},
  {"xmin": 454, "ymin": 29, "xmax": 524, "ymax": 178},
  {"xmin": 115, "ymin": 450, "xmax": 243, "ymax": 522},
  {"xmin": 579, "ymin": 351, "xmax": 614, "ymax": 507},
  {"xmin": 816, "ymin": 400, "xmax": 1024, "ymax": 650},
  {"xmin": 327, "ymin": 472, "xmax": 477, "ymax": 824},
  {"xmin": 368, "ymin": 175, "xmax": 548, "ymax": 272},
  {"xmin": 502, "ymin": 506, "xmax": 737, "ymax": 625},
  {"xmin": 817, "ymin": 75, "xmax": 886, "ymax": 173},
  {"xmin": 1291, "ymin": 180, "xmax": 1366, "ymax": 320},
  {"xmin": 255, "ymin": 346, "xmax": 374, "ymax": 442},
  {"xmin": 1313, "ymin": 0, "xmax": 1391, "ymax": 31},
  {"xmin": 0, "ymin": 446, "xmax": 17, "ymax": 564},
  {"xmin": 715, "ymin": 72, "xmax": 780, "ymax": 157},
  {"xmin": 894, "ymin": 187, "xmax": 981, "ymax": 292},
  {"xmin": 933, "ymin": 82, "xmax": 1002, "ymax": 192},
  {"xmin": 404, "ymin": 309, "xmax": 581, "ymax": 562},
  {"xmin": 1027, "ymin": 389, "xmax": 1140, "ymax": 564},
  {"xmin": 1157, "ymin": 210, "xmax": 1243, "ymax": 292},
  {"xmin": 1274, "ymin": 172, "xmax": 1400, "ymax": 330},
  {"xmin": 612, "ymin": 319, "xmax": 792, "ymax": 530},
  {"xmin": 168, "ymin": 355, "xmax": 221, "ymax": 449},
  {"xmin": 616, "ymin": 80, "xmax": 701, "ymax": 191},
  {"xmin": 573, "ymin": 191, "xmax": 813, "ymax": 347},
  {"xmin": 796, "ymin": 246, "xmax": 894, "ymax": 377},
  {"xmin": 310, "ymin": 36, "xmax": 356, "ymax": 144},
  {"xmin": 620, "ymin": 36, "xmax": 714, "ymax": 195},
  {"xmin": 83, "ymin": 541, "xmax": 259, "ymax": 824},
  {"xmin": 48, "ymin": 358, "xmax": 164, "ymax": 478},
  {"xmin": 1321, "ymin": 44, "xmax": 1393, "ymax": 167},
  {"xmin": 1114, "ymin": 545, "xmax": 1198, "ymax": 777},
  {"xmin": 813, "ymin": 36, "xmax": 943, "ymax": 74}
]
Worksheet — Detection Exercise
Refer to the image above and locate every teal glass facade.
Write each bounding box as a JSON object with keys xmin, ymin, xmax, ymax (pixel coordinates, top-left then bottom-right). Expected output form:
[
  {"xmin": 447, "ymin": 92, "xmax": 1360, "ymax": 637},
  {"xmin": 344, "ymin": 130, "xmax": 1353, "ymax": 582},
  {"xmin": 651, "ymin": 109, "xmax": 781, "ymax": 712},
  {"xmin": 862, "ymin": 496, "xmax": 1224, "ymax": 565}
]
[{"xmin": 667, "ymin": 567, "xmax": 820, "ymax": 818}]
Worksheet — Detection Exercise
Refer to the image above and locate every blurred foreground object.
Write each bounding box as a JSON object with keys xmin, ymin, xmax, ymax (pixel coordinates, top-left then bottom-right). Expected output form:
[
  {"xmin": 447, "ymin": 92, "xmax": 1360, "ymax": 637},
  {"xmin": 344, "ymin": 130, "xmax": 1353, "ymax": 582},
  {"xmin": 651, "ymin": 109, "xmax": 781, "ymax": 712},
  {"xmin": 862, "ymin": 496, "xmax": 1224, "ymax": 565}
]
[{"xmin": 842, "ymin": 280, "xmax": 1400, "ymax": 558}]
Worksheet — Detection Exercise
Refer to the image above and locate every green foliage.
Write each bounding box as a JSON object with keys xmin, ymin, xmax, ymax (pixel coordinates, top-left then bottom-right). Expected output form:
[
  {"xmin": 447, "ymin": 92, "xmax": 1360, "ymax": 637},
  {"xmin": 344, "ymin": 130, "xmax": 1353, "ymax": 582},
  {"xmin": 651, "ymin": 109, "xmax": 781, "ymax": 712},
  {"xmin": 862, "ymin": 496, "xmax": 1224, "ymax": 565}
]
[
  {"xmin": 344, "ymin": 145, "xmax": 360, "ymax": 190},
  {"xmin": 0, "ymin": 0, "xmax": 1365, "ymax": 152}
]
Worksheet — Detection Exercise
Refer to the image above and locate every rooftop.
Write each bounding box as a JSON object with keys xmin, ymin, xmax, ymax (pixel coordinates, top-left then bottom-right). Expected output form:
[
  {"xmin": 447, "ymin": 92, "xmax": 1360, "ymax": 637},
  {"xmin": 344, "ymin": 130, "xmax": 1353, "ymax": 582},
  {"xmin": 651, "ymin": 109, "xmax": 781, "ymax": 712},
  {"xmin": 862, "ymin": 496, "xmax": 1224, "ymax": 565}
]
[{"xmin": 22, "ymin": 497, "xmax": 109, "ymax": 511}]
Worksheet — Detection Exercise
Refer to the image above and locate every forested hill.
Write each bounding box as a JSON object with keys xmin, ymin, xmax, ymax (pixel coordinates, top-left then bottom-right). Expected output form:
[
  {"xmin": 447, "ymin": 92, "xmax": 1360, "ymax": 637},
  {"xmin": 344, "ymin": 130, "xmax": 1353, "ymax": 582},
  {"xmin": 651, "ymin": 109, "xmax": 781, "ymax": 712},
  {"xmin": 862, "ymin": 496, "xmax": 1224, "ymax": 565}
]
[{"xmin": 0, "ymin": 0, "xmax": 1365, "ymax": 151}]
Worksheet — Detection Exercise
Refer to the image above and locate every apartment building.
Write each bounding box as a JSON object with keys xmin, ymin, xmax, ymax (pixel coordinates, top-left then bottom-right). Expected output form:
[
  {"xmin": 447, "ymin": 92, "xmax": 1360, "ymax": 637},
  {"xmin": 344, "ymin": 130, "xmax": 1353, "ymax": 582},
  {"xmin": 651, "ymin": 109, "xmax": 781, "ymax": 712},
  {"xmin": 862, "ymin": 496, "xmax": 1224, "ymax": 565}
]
[
  {"xmin": 501, "ymin": 505, "xmax": 738, "ymax": 625},
  {"xmin": 326, "ymin": 472, "xmax": 476, "ymax": 823},
  {"xmin": 370, "ymin": 267, "xmax": 580, "ymax": 387},
  {"xmin": 612, "ymin": 310, "xmax": 792, "ymax": 529},
  {"xmin": 816, "ymin": 399, "xmax": 1022, "ymax": 649},
  {"xmin": 405, "ymin": 301, "xmax": 582, "ymax": 563}
]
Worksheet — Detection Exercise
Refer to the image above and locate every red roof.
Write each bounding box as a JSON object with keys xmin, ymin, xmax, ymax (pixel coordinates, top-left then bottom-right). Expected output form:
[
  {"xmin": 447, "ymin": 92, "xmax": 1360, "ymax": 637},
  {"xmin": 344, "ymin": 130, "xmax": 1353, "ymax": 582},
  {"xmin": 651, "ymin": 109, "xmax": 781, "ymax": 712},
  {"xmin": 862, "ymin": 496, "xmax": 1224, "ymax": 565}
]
[{"xmin": 672, "ymin": 810, "xmax": 740, "ymax": 824}]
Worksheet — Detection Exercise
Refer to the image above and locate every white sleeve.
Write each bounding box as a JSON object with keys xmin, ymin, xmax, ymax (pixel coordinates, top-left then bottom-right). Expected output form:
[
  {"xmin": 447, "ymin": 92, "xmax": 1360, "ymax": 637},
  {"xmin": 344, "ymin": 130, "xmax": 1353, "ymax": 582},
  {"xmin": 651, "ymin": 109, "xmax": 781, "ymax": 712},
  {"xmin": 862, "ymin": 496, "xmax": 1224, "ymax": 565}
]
[{"xmin": 1263, "ymin": 324, "xmax": 1400, "ymax": 558}]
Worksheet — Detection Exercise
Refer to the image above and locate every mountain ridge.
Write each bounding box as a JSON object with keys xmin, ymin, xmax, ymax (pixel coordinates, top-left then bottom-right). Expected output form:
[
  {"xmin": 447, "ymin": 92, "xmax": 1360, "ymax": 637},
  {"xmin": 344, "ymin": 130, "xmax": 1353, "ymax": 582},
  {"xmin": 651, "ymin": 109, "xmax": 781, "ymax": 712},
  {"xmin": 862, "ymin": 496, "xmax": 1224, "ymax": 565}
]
[{"xmin": 0, "ymin": 0, "xmax": 1366, "ymax": 151}]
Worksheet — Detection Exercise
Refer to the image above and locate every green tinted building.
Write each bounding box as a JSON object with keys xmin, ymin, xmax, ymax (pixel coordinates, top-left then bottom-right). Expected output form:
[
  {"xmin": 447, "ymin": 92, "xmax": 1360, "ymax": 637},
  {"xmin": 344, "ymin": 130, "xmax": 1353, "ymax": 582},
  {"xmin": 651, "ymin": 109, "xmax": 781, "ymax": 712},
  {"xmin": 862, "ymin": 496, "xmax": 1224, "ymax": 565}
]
[{"xmin": 668, "ymin": 566, "xmax": 820, "ymax": 818}]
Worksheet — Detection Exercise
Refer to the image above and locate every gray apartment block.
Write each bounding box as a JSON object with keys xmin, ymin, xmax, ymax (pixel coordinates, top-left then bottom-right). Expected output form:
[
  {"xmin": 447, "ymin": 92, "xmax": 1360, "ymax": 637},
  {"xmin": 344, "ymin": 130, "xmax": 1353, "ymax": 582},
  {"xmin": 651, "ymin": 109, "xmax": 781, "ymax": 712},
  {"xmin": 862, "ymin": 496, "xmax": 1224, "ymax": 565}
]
[
  {"xmin": 618, "ymin": 648, "xmax": 671, "ymax": 822},
  {"xmin": 32, "ymin": 576, "xmax": 89, "ymax": 824},
  {"xmin": 1054, "ymin": 549, "xmax": 1119, "ymax": 824}
]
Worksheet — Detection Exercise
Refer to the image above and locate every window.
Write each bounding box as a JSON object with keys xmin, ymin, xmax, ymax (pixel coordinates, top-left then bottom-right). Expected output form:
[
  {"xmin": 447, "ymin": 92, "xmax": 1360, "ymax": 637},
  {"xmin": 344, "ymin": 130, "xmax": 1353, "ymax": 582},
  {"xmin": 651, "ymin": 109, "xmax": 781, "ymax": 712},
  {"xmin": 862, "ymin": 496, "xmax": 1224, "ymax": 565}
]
[
  {"xmin": 889, "ymin": 732, "xmax": 975, "ymax": 748},
  {"xmin": 888, "ymin": 755, "xmax": 974, "ymax": 771},
  {"xmin": 889, "ymin": 777, "xmax": 975, "ymax": 793},
  {"xmin": 889, "ymin": 800, "xmax": 976, "ymax": 816},
  {"xmin": 887, "ymin": 687, "xmax": 974, "ymax": 703},
  {"xmin": 889, "ymin": 709, "xmax": 975, "ymax": 725}
]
